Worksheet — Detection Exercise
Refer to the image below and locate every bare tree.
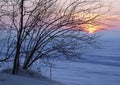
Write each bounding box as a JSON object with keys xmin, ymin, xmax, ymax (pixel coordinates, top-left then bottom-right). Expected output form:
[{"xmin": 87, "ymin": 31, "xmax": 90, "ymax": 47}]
[{"xmin": 0, "ymin": 0, "xmax": 108, "ymax": 74}]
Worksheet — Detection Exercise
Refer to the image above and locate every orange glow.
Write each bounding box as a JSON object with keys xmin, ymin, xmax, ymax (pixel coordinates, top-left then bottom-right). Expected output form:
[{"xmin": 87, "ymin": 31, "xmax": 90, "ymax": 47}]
[
  {"xmin": 87, "ymin": 25, "xmax": 97, "ymax": 33},
  {"xmin": 81, "ymin": 24, "xmax": 101, "ymax": 34},
  {"xmin": 73, "ymin": 13, "xmax": 120, "ymax": 33},
  {"xmin": 73, "ymin": 13, "xmax": 107, "ymax": 33}
]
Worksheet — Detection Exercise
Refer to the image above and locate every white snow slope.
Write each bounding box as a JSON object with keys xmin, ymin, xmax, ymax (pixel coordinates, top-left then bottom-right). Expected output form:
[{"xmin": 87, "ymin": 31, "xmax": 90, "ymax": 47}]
[{"xmin": 0, "ymin": 73, "xmax": 66, "ymax": 85}]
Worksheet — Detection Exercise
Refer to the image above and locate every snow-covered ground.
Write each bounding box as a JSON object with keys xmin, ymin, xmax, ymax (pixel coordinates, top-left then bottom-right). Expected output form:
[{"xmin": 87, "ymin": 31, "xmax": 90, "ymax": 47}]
[
  {"xmin": 41, "ymin": 28, "xmax": 120, "ymax": 85},
  {"xmin": 0, "ymin": 73, "xmax": 66, "ymax": 85}
]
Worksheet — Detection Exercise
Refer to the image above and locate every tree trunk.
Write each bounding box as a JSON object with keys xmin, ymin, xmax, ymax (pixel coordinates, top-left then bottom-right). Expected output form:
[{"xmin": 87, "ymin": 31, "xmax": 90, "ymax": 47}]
[
  {"xmin": 12, "ymin": 54, "xmax": 20, "ymax": 74},
  {"xmin": 12, "ymin": 0, "xmax": 24, "ymax": 74}
]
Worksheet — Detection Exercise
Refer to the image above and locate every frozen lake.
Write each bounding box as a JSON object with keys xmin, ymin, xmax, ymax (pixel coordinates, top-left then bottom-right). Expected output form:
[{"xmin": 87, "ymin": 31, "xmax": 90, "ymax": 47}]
[
  {"xmin": 44, "ymin": 28, "xmax": 120, "ymax": 85},
  {"xmin": 1, "ymin": 28, "xmax": 120, "ymax": 85}
]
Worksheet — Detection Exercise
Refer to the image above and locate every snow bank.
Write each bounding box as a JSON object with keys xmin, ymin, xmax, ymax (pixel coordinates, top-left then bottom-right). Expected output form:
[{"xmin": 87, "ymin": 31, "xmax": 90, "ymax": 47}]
[{"xmin": 0, "ymin": 73, "xmax": 66, "ymax": 85}]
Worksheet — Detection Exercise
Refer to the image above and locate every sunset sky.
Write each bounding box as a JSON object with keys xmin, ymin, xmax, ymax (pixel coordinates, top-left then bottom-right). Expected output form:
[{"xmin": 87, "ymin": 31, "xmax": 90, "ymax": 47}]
[
  {"xmin": 86, "ymin": 0, "xmax": 120, "ymax": 33},
  {"xmin": 104, "ymin": 0, "xmax": 120, "ymax": 13},
  {"xmin": 74, "ymin": 0, "xmax": 120, "ymax": 33},
  {"xmin": 104, "ymin": 0, "xmax": 120, "ymax": 28},
  {"xmin": 88, "ymin": 0, "xmax": 120, "ymax": 39}
]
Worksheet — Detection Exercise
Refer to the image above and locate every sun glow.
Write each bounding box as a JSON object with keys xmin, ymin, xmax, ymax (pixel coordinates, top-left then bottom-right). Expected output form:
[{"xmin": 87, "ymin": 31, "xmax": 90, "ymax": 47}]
[
  {"xmin": 73, "ymin": 13, "xmax": 115, "ymax": 33},
  {"xmin": 82, "ymin": 24, "xmax": 100, "ymax": 34},
  {"xmin": 73, "ymin": 13, "xmax": 106, "ymax": 33}
]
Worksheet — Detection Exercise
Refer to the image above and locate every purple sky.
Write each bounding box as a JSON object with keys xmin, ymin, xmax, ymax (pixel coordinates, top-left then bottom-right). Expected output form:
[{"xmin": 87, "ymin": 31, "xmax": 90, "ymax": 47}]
[
  {"xmin": 103, "ymin": 0, "xmax": 120, "ymax": 28},
  {"xmin": 104, "ymin": 0, "xmax": 120, "ymax": 14}
]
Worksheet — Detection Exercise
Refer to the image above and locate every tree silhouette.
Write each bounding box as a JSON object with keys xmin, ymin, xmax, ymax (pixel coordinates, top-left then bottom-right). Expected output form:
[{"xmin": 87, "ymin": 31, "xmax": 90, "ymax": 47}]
[{"xmin": 0, "ymin": 0, "xmax": 108, "ymax": 74}]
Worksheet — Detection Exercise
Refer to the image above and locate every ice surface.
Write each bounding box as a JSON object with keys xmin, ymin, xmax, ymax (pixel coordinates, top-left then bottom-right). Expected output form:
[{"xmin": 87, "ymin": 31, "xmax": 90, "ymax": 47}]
[{"xmin": 41, "ymin": 28, "xmax": 120, "ymax": 85}]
